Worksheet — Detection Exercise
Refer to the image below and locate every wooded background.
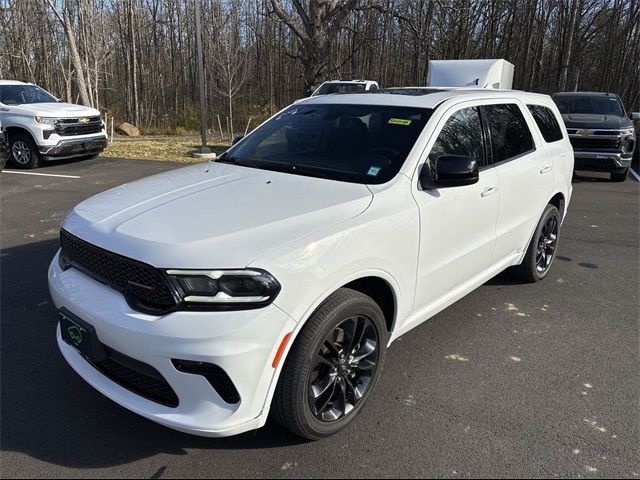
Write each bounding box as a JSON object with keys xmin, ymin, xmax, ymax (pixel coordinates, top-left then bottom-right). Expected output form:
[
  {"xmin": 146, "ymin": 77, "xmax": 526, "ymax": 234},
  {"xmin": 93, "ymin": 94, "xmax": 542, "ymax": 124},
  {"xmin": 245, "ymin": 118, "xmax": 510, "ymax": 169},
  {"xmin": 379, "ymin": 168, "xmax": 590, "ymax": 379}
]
[{"xmin": 1, "ymin": 0, "xmax": 639, "ymax": 137}]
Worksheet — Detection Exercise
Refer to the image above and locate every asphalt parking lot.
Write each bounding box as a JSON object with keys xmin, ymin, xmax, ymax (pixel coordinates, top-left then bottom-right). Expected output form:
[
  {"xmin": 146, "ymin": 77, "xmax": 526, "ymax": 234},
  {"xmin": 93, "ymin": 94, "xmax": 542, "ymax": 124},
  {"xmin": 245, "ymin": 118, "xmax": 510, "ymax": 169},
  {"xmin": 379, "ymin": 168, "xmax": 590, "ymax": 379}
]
[{"xmin": 1, "ymin": 157, "xmax": 638, "ymax": 478}]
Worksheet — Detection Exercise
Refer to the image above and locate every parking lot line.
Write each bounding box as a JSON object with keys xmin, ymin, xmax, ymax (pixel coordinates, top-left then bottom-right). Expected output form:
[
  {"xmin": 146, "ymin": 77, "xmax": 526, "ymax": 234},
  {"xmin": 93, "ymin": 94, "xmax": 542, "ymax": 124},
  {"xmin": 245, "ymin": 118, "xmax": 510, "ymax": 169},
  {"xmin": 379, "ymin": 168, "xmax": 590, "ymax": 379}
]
[
  {"xmin": 2, "ymin": 170, "xmax": 81, "ymax": 179},
  {"xmin": 629, "ymin": 167, "xmax": 640, "ymax": 182}
]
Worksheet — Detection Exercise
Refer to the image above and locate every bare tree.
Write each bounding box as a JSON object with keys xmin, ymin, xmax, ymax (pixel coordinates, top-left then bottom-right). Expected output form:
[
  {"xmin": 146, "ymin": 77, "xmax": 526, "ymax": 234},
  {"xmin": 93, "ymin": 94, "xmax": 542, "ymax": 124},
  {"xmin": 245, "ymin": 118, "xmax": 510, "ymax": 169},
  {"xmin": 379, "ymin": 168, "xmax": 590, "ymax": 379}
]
[
  {"xmin": 44, "ymin": 0, "xmax": 93, "ymax": 106},
  {"xmin": 2, "ymin": 0, "xmax": 637, "ymax": 133},
  {"xmin": 269, "ymin": 0, "xmax": 368, "ymax": 94},
  {"xmin": 210, "ymin": 0, "xmax": 250, "ymax": 138}
]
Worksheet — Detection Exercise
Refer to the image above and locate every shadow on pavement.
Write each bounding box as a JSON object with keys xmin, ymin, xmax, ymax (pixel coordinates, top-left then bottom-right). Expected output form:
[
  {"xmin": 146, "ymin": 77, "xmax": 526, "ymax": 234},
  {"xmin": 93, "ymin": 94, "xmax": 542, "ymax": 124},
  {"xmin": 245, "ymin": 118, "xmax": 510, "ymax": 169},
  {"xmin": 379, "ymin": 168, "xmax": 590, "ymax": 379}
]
[{"xmin": 0, "ymin": 239, "xmax": 304, "ymax": 470}]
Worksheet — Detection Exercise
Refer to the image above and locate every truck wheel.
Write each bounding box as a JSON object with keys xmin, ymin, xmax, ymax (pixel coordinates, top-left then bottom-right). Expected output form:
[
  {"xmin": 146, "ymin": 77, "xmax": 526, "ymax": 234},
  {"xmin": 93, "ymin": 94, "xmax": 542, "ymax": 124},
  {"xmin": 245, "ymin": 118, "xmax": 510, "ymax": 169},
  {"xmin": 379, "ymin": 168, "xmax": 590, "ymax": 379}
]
[
  {"xmin": 9, "ymin": 133, "xmax": 41, "ymax": 169},
  {"xmin": 611, "ymin": 168, "xmax": 628, "ymax": 182},
  {"xmin": 514, "ymin": 204, "xmax": 561, "ymax": 283},
  {"xmin": 272, "ymin": 288, "xmax": 387, "ymax": 440}
]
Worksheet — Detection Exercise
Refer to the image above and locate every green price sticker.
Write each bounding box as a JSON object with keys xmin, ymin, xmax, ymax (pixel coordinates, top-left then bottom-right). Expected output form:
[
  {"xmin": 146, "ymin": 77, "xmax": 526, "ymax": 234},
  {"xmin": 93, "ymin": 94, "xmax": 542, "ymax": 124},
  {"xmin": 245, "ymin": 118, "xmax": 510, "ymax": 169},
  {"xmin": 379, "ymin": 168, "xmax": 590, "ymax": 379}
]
[{"xmin": 388, "ymin": 118, "xmax": 412, "ymax": 126}]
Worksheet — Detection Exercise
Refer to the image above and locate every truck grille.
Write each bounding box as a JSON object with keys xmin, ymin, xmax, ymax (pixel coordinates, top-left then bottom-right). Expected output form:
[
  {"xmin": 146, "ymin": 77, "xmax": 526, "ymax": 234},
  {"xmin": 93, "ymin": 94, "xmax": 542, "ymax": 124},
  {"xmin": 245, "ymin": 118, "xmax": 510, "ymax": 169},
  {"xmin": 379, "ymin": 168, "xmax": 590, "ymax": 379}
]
[
  {"xmin": 55, "ymin": 117, "xmax": 103, "ymax": 137},
  {"xmin": 570, "ymin": 137, "xmax": 621, "ymax": 150},
  {"xmin": 60, "ymin": 229, "xmax": 177, "ymax": 313}
]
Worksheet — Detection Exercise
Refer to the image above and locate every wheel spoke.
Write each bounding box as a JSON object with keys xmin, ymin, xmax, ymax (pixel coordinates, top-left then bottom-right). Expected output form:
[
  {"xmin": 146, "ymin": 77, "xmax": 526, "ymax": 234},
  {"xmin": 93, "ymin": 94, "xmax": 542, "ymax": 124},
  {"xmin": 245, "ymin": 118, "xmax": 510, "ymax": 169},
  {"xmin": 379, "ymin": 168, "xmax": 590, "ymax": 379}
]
[
  {"xmin": 346, "ymin": 317, "xmax": 365, "ymax": 355},
  {"xmin": 314, "ymin": 376, "xmax": 338, "ymax": 414},
  {"xmin": 351, "ymin": 338, "xmax": 377, "ymax": 363},
  {"xmin": 323, "ymin": 339, "xmax": 340, "ymax": 359},
  {"xmin": 310, "ymin": 372, "xmax": 337, "ymax": 399}
]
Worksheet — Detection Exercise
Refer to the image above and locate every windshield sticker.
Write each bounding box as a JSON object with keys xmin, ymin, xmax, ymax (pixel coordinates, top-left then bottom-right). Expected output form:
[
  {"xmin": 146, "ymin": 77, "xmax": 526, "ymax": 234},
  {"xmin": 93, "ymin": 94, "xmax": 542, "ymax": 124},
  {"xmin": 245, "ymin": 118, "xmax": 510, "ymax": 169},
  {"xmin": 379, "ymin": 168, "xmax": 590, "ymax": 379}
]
[
  {"xmin": 389, "ymin": 118, "xmax": 412, "ymax": 126},
  {"xmin": 367, "ymin": 166, "xmax": 382, "ymax": 177}
]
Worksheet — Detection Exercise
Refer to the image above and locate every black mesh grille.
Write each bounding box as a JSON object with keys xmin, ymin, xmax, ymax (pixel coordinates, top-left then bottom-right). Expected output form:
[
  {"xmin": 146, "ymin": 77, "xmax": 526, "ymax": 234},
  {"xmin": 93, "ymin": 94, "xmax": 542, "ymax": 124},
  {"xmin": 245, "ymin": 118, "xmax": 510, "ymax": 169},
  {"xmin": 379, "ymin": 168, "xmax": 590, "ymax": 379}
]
[
  {"xmin": 55, "ymin": 117, "xmax": 103, "ymax": 137},
  {"xmin": 60, "ymin": 229, "xmax": 176, "ymax": 312},
  {"xmin": 95, "ymin": 357, "xmax": 179, "ymax": 407},
  {"xmin": 56, "ymin": 123, "xmax": 103, "ymax": 136},
  {"xmin": 570, "ymin": 137, "xmax": 621, "ymax": 150}
]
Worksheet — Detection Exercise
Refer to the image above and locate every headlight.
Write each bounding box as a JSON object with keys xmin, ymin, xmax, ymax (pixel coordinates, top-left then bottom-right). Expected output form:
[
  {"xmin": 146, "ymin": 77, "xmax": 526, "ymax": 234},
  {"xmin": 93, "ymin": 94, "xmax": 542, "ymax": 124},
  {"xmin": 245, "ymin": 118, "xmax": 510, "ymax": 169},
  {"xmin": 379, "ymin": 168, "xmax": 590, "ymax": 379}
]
[
  {"xmin": 166, "ymin": 269, "xmax": 281, "ymax": 309},
  {"xmin": 35, "ymin": 116, "xmax": 58, "ymax": 125},
  {"xmin": 620, "ymin": 127, "xmax": 635, "ymax": 136}
]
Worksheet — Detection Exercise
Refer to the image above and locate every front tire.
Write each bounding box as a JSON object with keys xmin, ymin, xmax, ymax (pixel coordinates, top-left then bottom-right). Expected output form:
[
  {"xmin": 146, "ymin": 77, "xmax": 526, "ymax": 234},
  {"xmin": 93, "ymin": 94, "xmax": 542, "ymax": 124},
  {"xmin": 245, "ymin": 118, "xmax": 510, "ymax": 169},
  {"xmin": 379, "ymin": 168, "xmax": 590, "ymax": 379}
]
[
  {"xmin": 514, "ymin": 204, "xmax": 561, "ymax": 283},
  {"xmin": 9, "ymin": 133, "xmax": 41, "ymax": 169},
  {"xmin": 272, "ymin": 288, "xmax": 387, "ymax": 440}
]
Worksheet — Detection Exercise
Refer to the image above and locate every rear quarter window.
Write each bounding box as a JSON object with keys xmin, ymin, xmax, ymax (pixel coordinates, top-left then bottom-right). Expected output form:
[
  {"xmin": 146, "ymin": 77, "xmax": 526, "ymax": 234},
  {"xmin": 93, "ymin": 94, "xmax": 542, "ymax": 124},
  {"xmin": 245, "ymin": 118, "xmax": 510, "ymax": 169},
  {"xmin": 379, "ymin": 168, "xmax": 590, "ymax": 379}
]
[
  {"xmin": 527, "ymin": 105, "xmax": 564, "ymax": 143},
  {"xmin": 484, "ymin": 104, "xmax": 535, "ymax": 163}
]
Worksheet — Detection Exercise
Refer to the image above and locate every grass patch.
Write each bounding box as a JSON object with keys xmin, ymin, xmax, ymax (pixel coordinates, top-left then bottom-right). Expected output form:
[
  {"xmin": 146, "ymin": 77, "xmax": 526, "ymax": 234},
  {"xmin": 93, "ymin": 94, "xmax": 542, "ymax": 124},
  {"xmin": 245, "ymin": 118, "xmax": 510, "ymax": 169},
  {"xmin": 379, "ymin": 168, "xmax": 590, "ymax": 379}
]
[{"xmin": 102, "ymin": 135, "xmax": 230, "ymax": 163}]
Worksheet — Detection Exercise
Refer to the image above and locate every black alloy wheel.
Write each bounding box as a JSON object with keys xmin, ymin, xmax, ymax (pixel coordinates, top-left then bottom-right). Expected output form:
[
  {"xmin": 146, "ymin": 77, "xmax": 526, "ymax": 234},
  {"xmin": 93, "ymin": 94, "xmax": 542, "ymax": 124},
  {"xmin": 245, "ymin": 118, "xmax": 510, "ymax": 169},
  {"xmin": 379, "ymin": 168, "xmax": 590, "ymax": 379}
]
[
  {"xmin": 308, "ymin": 315, "xmax": 379, "ymax": 422},
  {"xmin": 514, "ymin": 203, "xmax": 561, "ymax": 283},
  {"xmin": 272, "ymin": 288, "xmax": 387, "ymax": 440},
  {"xmin": 536, "ymin": 214, "xmax": 558, "ymax": 274}
]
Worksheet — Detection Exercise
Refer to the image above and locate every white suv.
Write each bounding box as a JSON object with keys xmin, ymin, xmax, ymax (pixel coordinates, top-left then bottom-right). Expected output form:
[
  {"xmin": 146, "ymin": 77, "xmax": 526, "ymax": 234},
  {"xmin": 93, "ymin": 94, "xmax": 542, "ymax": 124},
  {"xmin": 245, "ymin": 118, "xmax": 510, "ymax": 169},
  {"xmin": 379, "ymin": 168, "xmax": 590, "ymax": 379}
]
[
  {"xmin": 49, "ymin": 89, "xmax": 573, "ymax": 440},
  {"xmin": 0, "ymin": 80, "xmax": 107, "ymax": 169}
]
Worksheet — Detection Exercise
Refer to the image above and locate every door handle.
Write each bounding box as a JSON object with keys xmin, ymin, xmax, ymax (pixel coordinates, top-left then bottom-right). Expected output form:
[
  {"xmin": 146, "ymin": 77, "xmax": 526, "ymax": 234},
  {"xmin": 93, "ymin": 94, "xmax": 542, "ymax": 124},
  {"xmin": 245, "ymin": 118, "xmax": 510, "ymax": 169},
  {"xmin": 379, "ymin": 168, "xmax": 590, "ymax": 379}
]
[
  {"xmin": 481, "ymin": 186, "xmax": 499, "ymax": 197},
  {"xmin": 539, "ymin": 165, "xmax": 552, "ymax": 174}
]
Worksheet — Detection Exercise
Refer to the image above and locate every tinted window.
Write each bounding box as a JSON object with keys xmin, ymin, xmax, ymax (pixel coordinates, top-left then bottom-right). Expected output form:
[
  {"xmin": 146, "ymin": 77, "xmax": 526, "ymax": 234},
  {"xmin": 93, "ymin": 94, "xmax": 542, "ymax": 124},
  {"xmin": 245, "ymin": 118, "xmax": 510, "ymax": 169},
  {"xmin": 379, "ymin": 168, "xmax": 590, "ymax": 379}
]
[
  {"xmin": 528, "ymin": 105, "xmax": 564, "ymax": 143},
  {"xmin": 553, "ymin": 94, "xmax": 624, "ymax": 117},
  {"xmin": 428, "ymin": 107, "xmax": 485, "ymax": 166},
  {"xmin": 315, "ymin": 83, "xmax": 367, "ymax": 95},
  {"xmin": 485, "ymin": 104, "xmax": 535, "ymax": 162},
  {"xmin": 222, "ymin": 104, "xmax": 433, "ymax": 184},
  {"xmin": 0, "ymin": 84, "xmax": 58, "ymax": 105}
]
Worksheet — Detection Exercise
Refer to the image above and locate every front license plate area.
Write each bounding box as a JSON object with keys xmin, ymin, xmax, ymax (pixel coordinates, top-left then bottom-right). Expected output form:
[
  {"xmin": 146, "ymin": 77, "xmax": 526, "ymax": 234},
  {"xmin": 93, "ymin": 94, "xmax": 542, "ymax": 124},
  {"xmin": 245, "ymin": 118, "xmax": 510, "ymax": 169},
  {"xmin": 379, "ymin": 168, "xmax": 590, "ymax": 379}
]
[{"xmin": 59, "ymin": 308, "xmax": 107, "ymax": 363}]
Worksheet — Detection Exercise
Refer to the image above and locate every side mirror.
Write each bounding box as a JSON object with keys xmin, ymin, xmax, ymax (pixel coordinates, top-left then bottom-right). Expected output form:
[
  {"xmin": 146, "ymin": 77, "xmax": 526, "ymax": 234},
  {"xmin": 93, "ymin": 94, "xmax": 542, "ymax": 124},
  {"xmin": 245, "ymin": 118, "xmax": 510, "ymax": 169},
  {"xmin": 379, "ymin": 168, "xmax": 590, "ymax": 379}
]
[
  {"xmin": 232, "ymin": 135, "xmax": 244, "ymax": 145},
  {"xmin": 630, "ymin": 112, "xmax": 640, "ymax": 121},
  {"xmin": 419, "ymin": 155, "xmax": 479, "ymax": 189}
]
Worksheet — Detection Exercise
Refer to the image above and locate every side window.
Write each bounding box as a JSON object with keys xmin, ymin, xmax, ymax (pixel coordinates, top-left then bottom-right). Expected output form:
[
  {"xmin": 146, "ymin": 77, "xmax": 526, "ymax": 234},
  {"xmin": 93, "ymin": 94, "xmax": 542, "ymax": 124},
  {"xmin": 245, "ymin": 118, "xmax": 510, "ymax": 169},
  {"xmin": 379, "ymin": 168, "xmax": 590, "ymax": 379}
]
[
  {"xmin": 527, "ymin": 105, "xmax": 564, "ymax": 143},
  {"xmin": 428, "ymin": 106, "xmax": 486, "ymax": 167},
  {"xmin": 484, "ymin": 104, "xmax": 535, "ymax": 162}
]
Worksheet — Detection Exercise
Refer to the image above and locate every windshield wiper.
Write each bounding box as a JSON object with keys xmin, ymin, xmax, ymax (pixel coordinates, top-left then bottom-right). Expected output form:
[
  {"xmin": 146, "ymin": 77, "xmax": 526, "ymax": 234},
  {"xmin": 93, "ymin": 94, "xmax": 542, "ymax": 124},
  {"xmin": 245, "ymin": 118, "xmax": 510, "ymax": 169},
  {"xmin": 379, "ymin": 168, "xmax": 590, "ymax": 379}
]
[
  {"xmin": 216, "ymin": 155, "xmax": 262, "ymax": 168},
  {"xmin": 218, "ymin": 155, "xmax": 340, "ymax": 180}
]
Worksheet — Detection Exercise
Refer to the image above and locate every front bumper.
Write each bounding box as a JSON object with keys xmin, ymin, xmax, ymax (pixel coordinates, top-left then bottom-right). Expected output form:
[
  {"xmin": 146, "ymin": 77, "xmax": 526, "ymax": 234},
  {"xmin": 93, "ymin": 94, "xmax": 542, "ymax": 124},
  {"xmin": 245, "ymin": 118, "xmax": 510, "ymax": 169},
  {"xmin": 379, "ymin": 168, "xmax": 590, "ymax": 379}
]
[
  {"xmin": 49, "ymin": 252, "xmax": 296, "ymax": 437},
  {"xmin": 573, "ymin": 150, "xmax": 632, "ymax": 172},
  {"xmin": 40, "ymin": 137, "xmax": 108, "ymax": 161}
]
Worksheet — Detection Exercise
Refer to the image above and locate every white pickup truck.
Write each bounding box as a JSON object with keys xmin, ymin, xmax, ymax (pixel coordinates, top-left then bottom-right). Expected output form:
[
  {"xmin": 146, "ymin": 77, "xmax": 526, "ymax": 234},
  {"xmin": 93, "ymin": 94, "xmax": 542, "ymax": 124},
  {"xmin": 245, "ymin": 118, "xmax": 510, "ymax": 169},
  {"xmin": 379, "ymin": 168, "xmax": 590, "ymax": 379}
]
[{"xmin": 0, "ymin": 80, "xmax": 108, "ymax": 169}]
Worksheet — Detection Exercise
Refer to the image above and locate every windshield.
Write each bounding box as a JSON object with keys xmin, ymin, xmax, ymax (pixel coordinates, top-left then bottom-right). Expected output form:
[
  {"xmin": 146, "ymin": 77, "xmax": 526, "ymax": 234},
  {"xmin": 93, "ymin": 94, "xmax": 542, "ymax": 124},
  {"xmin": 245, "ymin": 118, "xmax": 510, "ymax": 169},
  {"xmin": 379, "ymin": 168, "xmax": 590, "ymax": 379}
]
[
  {"xmin": 0, "ymin": 84, "xmax": 59, "ymax": 105},
  {"xmin": 314, "ymin": 83, "xmax": 367, "ymax": 96},
  {"xmin": 220, "ymin": 103, "xmax": 433, "ymax": 184},
  {"xmin": 553, "ymin": 95, "xmax": 624, "ymax": 117}
]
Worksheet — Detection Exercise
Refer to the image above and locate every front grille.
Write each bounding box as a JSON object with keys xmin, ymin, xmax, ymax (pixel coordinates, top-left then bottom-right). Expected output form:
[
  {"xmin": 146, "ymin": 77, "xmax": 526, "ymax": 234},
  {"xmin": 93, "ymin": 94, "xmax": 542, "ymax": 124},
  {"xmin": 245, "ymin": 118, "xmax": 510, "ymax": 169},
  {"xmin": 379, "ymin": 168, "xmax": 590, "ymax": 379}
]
[
  {"xmin": 60, "ymin": 229, "xmax": 177, "ymax": 313},
  {"xmin": 95, "ymin": 355, "xmax": 179, "ymax": 407},
  {"xmin": 55, "ymin": 117, "xmax": 103, "ymax": 137},
  {"xmin": 570, "ymin": 137, "xmax": 621, "ymax": 150}
]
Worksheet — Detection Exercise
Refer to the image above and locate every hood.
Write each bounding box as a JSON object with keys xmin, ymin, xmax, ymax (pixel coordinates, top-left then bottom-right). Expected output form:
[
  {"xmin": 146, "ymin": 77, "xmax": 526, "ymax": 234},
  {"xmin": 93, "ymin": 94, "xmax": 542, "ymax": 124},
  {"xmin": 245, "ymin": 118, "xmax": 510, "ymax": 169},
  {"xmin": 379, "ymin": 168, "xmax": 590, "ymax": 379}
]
[
  {"xmin": 63, "ymin": 162, "xmax": 373, "ymax": 268},
  {"xmin": 561, "ymin": 114, "xmax": 633, "ymax": 130},
  {"xmin": 13, "ymin": 102, "xmax": 101, "ymax": 118}
]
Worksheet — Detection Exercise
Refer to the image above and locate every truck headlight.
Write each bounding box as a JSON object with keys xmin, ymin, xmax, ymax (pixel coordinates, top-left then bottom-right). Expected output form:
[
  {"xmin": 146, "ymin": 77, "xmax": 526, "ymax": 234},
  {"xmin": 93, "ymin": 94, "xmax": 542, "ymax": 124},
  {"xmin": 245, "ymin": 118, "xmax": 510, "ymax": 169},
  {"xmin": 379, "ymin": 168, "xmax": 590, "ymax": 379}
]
[
  {"xmin": 35, "ymin": 116, "xmax": 58, "ymax": 125},
  {"xmin": 166, "ymin": 269, "xmax": 280, "ymax": 309},
  {"xmin": 620, "ymin": 127, "xmax": 635, "ymax": 136}
]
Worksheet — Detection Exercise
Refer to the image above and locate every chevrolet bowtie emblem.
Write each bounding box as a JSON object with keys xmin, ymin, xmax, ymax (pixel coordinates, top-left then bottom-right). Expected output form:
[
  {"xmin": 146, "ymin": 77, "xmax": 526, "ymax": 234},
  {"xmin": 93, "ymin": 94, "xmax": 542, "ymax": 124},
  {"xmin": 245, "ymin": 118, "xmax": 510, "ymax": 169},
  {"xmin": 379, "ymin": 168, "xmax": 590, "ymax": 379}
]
[
  {"xmin": 577, "ymin": 129, "xmax": 593, "ymax": 136},
  {"xmin": 79, "ymin": 117, "xmax": 90, "ymax": 124}
]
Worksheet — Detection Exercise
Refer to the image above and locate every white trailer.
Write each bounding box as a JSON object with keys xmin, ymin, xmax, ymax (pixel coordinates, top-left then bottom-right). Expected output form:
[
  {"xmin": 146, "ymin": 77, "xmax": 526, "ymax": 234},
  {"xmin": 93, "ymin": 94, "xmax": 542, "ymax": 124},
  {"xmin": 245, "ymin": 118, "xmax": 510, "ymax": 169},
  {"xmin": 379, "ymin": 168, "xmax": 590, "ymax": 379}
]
[{"xmin": 426, "ymin": 59, "xmax": 515, "ymax": 89}]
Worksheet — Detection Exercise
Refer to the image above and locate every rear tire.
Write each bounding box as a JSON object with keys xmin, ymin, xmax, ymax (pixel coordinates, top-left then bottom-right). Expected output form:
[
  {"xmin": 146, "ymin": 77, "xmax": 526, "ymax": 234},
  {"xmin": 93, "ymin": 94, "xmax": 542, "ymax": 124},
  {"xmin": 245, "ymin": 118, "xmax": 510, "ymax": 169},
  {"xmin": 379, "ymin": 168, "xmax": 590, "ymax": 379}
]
[
  {"xmin": 514, "ymin": 204, "xmax": 561, "ymax": 283},
  {"xmin": 611, "ymin": 168, "xmax": 628, "ymax": 182},
  {"xmin": 9, "ymin": 133, "xmax": 41, "ymax": 169},
  {"xmin": 272, "ymin": 288, "xmax": 387, "ymax": 440}
]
